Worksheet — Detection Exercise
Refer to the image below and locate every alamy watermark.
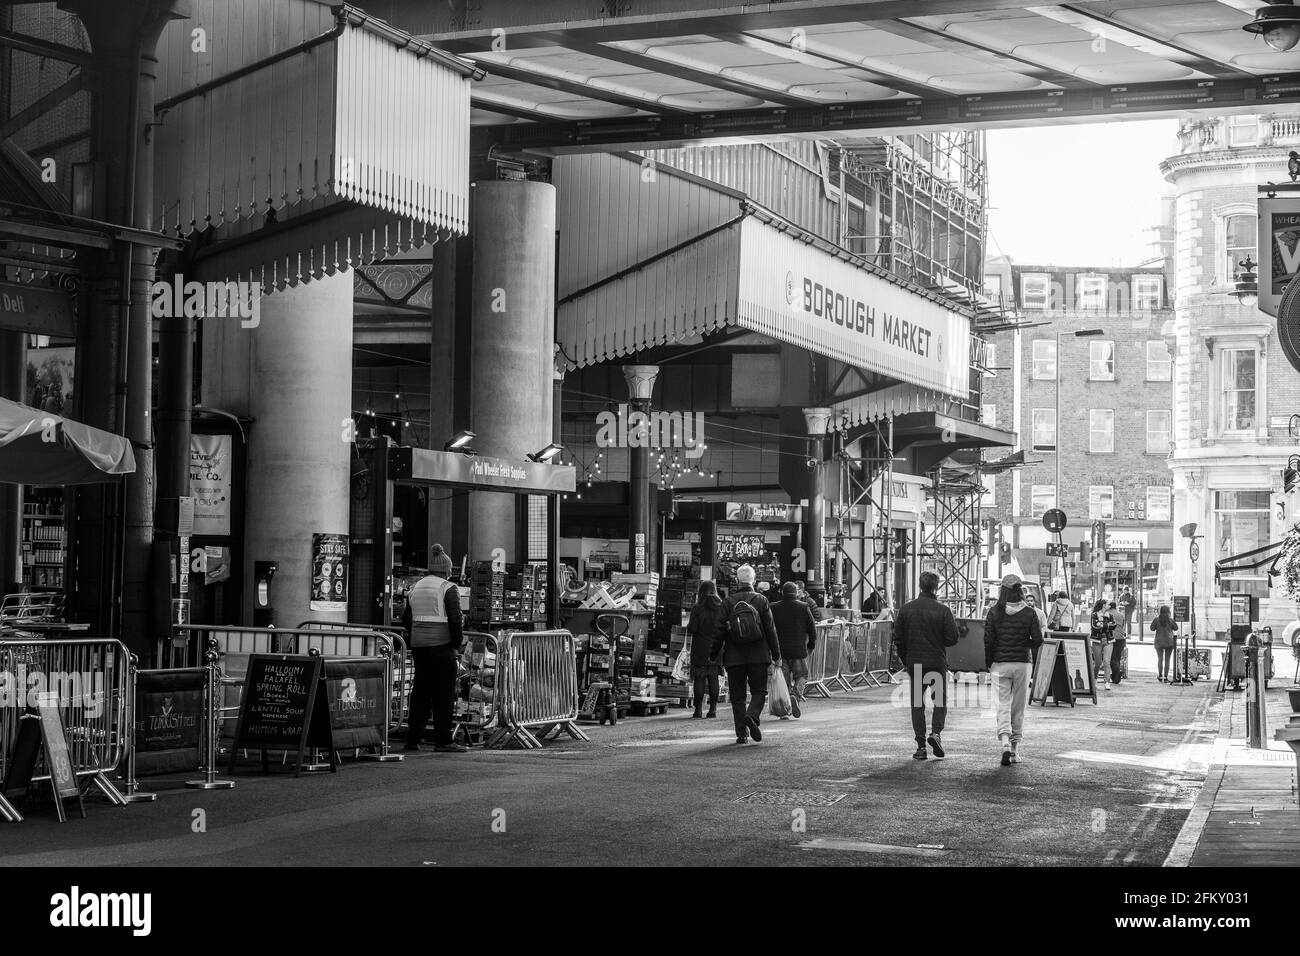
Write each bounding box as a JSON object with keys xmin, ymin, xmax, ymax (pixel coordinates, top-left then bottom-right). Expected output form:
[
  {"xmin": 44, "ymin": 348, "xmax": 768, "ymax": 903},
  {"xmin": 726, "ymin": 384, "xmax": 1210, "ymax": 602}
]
[
  {"xmin": 0, "ymin": 668, "xmax": 105, "ymax": 717},
  {"xmin": 150, "ymin": 273, "xmax": 261, "ymax": 329},
  {"xmin": 594, "ymin": 403, "xmax": 705, "ymax": 459}
]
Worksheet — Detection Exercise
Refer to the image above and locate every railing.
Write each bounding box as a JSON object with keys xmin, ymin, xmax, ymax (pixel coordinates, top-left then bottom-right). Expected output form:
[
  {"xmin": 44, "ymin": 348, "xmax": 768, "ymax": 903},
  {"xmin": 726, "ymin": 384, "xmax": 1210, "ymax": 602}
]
[
  {"xmin": 485, "ymin": 629, "xmax": 589, "ymax": 749},
  {"xmin": 0, "ymin": 637, "xmax": 131, "ymax": 818}
]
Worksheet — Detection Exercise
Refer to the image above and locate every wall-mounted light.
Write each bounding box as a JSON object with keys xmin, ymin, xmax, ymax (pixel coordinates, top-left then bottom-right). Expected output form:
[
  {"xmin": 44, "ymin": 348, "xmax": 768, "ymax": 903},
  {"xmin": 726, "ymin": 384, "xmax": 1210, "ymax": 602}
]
[
  {"xmin": 527, "ymin": 442, "xmax": 564, "ymax": 463},
  {"xmin": 1243, "ymin": 0, "xmax": 1300, "ymax": 51},
  {"xmin": 1232, "ymin": 256, "xmax": 1259, "ymax": 307},
  {"xmin": 443, "ymin": 430, "xmax": 476, "ymax": 454}
]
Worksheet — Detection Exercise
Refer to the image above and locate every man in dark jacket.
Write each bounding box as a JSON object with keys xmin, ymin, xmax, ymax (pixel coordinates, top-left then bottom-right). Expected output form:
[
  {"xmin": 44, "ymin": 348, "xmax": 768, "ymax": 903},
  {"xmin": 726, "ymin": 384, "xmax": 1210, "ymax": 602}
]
[
  {"xmin": 711, "ymin": 564, "xmax": 781, "ymax": 744},
  {"xmin": 892, "ymin": 571, "xmax": 960, "ymax": 760},
  {"xmin": 771, "ymin": 581, "xmax": 817, "ymax": 719}
]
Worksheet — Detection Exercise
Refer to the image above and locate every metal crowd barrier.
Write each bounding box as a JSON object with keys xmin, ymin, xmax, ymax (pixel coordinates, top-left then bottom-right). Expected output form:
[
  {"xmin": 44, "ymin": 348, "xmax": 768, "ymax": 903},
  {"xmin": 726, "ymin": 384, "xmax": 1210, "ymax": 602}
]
[
  {"xmin": 485, "ymin": 629, "xmax": 589, "ymax": 750},
  {"xmin": 841, "ymin": 621, "xmax": 875, "ymax": 688},
  {"xmin": 1, "ymin": 591, "xmax": 64, "ymax": 625},
  {"xmin": 863, "ymin": 618, "xmax": 899, "ymax": 685},
  {"xmin": 0, "ymin": 636, "xmax": 130, "ymax": 813},
  {"xmin": 297, "ymin": 620, "xmax": 410, "ymax": 734},
  {"xmin": 804, "ymin": 620, "xmax": 854, "ymax": 697},
  {"xmin": 453, "ymin": 630, "xmax": 502, "ymax": 746}
]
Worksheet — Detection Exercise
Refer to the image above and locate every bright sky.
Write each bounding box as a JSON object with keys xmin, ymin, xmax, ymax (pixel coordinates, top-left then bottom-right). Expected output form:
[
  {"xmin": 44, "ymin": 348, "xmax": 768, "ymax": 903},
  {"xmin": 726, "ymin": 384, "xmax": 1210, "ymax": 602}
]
[{"xmin": 985, "ymin": 118, "xmax": 1180, "ymax": 267}]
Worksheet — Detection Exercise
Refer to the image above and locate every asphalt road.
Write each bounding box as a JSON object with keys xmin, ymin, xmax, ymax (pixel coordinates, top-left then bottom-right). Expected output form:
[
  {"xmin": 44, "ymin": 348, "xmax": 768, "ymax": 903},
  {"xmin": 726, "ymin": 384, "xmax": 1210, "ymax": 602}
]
[{"xmin": 0, "ymin": 644, "xmax": 1224, "ymax": 866}]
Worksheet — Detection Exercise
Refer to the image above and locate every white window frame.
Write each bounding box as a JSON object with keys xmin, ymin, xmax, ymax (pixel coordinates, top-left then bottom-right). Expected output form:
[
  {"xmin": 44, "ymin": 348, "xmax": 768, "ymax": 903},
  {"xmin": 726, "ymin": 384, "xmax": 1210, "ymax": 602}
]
[
  {"xmin": 1146, "ymin": 486, "xmax": 1172, "ymax": 522},
  {"xmin": 1089, "ymin": 408, "xmax": 1115, "ymax": 453},
  {"xmin": 1031, "ymin": 408, "xmax": 1057, "ymax": 452},
  {"xmin": 1217, "ymin": 207, "xmax": 1258, "ymax": 287},
  {"xmin": 981, "ymin": 475, "xmax": 996, "ymax": 509},
  {"xmin": 1214, "ymin": 489, "xmax": 1271, "ymax": 598},
  {"xmin": 1146, "ymin": 340, "xmax": 1171, "ymax": 381},
  {"xmin": 1228, "ymin": 114, "xmax": 1258, "ymax": 147},
  {"xmin": 1020, "ymin": 274, "xmax": 1050, "ymax": 310},
  {"xmin": 1030, "ymin": 484, "xmax": 1056, "ymax": 519},
  {"xmin": 1088, "ymin": 485, "xmax": 1115, "ymax": 521},
  {"xmin": 983, "ymin": 343, "xmax": 996, "ymax": 378},
  {"xmin": 1031, "ymin": 339, "xmax": 1057, "ymax": 380},
  {"xmin": 1134, "ymin": 275, "xmax": 1162, "ymax": 311},
  {"xmin": 1078, "ymin": 274, "xmax": 1107, "ymax": 311},
  {"xmin": 1146, "ymin": 409, "xmax": 1172, "ymax": 455},
  {"xmin": 1089, "ymin": 340, "xmax": 1116, "ymax": 381},
  {"xmin": 1220, "ymin": 347, "xmax": 1258, "ymax": 434},
  {"xmin": 980, "ymin": 403, "xmax": 998, "ymax": 427}
]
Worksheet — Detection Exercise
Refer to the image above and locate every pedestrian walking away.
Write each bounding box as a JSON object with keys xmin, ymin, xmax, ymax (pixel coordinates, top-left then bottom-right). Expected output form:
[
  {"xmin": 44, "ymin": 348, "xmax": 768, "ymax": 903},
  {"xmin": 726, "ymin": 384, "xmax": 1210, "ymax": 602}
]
[
  {"xmin": 984, "ymin": 574, "xmax": 1044, "ymax": 766},
  {"xmin": 686, "ymin": 579, "xmax": 726, "ymax": 718},
  {"xmin": 1150, "ymin": 604, "xmax": 1179, "ymax": 683},
  {"xmin": 1118, "ymin": 587, "xmax": 1136, "ymax": 638},
  {"xmin": 403, "ymin": 546, "xmax": 468, "ymax": 753},
  {"xmin": 1090, "ymin": 599, "xmax": 1112, "ymax": 690},
  {"xmin": 892, "ymin": 570, "xmax": 960, "ymax": 760},
  {"xmin": 712, "ymin": 564, "xmax": 781, "ymax": 744},
  {"xmin": 771, "ymin": 581, "xmax": 818, "ymax": 719},
  {"xmin": 1046, "ymin": 591, "xmax": 1076, "ymax": 632}
]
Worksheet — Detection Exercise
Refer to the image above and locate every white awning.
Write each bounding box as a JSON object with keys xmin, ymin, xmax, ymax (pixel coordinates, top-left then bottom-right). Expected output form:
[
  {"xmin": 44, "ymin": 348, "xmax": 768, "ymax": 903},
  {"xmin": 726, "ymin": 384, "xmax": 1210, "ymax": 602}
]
[
  {"xmin": 558, "ymin": 209, "xmax": 972, "ymax": 400},
  {"xmin": 153, "ymin": 4, "xmax": 476, "ymax": 288}
]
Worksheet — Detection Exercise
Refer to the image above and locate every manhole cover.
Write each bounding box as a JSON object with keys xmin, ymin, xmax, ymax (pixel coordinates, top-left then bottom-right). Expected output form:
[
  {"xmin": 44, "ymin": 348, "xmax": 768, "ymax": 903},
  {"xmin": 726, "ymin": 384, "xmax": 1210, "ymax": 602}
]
[{"xmin": 735, "ymin": 789, "xmax": 846, "ymax": 807}]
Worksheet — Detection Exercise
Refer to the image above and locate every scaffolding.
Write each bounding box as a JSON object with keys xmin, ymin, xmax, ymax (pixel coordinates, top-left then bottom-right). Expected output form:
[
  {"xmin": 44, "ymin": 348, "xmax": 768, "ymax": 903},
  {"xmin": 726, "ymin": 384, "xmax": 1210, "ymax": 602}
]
[
  {"xmin": 923, "ymin": 465, "xmax": 985, "ymax": 617},
  {"xmin": 833, "ymin": 131, "xmax": 988, "ymax": 300},
  {"xmin": 827, "ymin": 417, "xmax": 894, "ymax": 611}
]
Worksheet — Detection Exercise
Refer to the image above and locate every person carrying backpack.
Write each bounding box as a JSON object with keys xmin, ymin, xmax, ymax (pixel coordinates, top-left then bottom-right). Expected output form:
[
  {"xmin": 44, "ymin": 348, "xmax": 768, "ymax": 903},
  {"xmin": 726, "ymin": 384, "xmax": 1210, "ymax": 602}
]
[
  {"xmin": 892, "ymin": 571, "xmax": 960, "ymax": 760},
  {"xmin": 1046, "ymin": 592, "xmax": 1075, "ymax": 632},
  {"xmin": 710, "ymin": 564, "xmax": 781, "ymax": 744}
]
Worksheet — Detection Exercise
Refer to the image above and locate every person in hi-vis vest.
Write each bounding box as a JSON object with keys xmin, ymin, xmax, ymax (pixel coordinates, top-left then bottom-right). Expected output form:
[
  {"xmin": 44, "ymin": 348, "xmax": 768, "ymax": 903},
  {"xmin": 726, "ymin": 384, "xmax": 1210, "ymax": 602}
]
[{"xmin": 402, "ymin": 545, "xmax": 465, "ymax": 752}]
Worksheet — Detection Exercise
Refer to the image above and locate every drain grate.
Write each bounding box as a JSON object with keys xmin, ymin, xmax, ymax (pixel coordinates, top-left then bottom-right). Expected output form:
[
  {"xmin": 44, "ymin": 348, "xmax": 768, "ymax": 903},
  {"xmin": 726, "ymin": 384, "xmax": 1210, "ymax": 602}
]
[{"xmin": 735, "ymin": 789, "xmax": 846, "ymax": 807}]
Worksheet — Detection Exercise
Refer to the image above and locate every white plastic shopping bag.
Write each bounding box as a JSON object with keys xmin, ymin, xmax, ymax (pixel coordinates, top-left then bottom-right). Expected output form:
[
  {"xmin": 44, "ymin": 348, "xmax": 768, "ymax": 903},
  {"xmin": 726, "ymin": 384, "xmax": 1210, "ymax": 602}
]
[{"xmin": 767, "ymin": 664, "xmax": 792, "ymax": 718}]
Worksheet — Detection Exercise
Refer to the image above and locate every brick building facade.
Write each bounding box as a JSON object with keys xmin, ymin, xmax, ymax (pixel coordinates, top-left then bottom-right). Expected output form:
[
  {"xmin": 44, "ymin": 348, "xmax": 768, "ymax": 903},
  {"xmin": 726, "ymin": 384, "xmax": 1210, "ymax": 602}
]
[{"xmin": 979, "ymin": 259, "xmax": 1175, "ymax": 620}]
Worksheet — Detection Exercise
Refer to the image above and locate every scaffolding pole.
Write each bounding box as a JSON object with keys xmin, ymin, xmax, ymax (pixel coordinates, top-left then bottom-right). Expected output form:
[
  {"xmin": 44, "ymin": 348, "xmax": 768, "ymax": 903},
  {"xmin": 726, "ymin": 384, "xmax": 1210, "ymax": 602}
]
[
  {"xmin": 923, "ymin": 465, "xmax": 985, "ymax": 617},
  {"xmin": 828, "ymin": 417, "xmax": 894, "ymax": 611}
]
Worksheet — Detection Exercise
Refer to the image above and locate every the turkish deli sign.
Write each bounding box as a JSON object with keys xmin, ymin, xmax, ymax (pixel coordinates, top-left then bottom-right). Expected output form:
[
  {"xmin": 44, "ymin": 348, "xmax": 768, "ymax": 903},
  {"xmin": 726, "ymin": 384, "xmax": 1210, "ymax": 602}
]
[{"xmin": 736, "ymin": 217, "xmax": 970, "ymax": 398}]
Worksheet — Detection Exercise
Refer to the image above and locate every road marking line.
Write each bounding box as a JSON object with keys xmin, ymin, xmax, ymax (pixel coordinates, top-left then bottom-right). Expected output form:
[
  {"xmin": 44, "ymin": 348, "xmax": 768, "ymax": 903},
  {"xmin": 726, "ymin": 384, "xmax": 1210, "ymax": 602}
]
[{"xmin": 796, "ymin": 838, "xmax": 950, "ymax": 857}]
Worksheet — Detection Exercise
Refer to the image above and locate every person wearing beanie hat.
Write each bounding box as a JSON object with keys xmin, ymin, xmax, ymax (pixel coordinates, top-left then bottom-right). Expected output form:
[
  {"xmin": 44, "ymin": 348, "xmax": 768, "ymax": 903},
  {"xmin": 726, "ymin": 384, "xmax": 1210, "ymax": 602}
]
[
  {"xmin": 402, "ymin": 547, "xmax": 465, "ymax": 754},
  {"xmin": 430, "ymin": 544, "xmax": 454, "ymax": 579},
  {"xmin": 770, "ymin": 580, "xmax": 817, "ymax": 717},
  {"xmin": 712, "ymin": 564, "xmax": 781, "ymax": 743}
]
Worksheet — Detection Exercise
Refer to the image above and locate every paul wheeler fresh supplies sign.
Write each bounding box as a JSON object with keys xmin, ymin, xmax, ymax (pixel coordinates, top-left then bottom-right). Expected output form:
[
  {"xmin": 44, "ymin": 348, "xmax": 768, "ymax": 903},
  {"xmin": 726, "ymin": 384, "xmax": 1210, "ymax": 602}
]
[{"xmin": 736, "ymin": 217, "xmax": 970, "ymax": 398}]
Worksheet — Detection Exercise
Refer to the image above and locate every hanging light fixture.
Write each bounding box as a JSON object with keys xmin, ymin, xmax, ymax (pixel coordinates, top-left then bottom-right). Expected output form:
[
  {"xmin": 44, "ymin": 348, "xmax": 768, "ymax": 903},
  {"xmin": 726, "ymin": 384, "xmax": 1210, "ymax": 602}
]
[
  {"xmin": 1243, "ymin": 0, "xmax": 1300, "ymax": 51},
  {"xmin": 1232, "ymin": 256, "xmax": 1259, "ymax": 307}
]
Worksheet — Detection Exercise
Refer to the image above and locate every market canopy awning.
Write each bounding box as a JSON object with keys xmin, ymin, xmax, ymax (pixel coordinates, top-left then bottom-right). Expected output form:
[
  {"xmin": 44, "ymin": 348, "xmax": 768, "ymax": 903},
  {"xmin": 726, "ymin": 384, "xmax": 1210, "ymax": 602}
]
[
  {"xmin": 0, "ymin": 398, "xmax": 136, "ymax": 485},
  {"xmin": 556, "ymin": 153, "xmax": 973, "ymax": 399}
]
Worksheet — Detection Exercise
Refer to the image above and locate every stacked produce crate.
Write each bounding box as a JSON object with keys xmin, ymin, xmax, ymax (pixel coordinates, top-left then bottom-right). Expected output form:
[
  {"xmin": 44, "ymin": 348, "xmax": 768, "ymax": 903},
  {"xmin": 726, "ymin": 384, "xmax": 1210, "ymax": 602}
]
[{"xmin": 467, "ymin": 561, "xmax": 552, "ymax": 627}]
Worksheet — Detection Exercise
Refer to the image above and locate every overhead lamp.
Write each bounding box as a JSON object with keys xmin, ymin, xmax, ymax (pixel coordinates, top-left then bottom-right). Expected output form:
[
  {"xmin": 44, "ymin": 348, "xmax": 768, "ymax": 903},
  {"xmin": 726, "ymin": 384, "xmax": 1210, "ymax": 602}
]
[
  {"xmin": 1284, "ymin": 456, "xmax": 1300, "ymax": 494},
  {"xmin": 1232, "ymin": 256, "xmax": 1259, "ymax": 307},
  {"xmin": 1243, "ymin": 0, "xmax": 1300, "ymax": 51},
  {"xmin": 443, "ymin": 430, "xmax": 476, "ymax": 454},
  {"xmin": 527, "ymin": 442, "xmax": 564, "ymax": 463}
]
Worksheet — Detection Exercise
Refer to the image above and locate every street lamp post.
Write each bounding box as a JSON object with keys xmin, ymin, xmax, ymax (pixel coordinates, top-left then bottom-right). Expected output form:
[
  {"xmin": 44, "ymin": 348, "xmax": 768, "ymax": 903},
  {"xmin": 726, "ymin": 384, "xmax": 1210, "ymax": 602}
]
[{"xmin": 1056, "ymin": 328, "xmax": 1105, "ymax": 596}]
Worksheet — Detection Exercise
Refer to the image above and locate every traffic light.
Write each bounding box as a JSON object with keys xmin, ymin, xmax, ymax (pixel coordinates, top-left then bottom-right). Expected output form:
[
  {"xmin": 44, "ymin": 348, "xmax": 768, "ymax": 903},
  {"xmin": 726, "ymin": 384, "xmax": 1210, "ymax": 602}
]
[
  {"xmin": 999, "ymin": 542, "xmax": 1012, "ymax": 563},
  {"xmin": 1079, "ymin": 541, "xmax": 1090, "ymax": 564}
]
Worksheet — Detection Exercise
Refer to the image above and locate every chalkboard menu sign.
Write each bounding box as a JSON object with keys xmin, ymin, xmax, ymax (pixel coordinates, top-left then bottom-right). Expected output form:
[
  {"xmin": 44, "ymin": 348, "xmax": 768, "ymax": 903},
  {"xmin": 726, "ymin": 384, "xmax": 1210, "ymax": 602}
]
[
  {"xmin": 322, "ymin": 659, "xmax": 386, "ymax": 750},
  {"xmin": 1172, "ymin": 596, "xmax": 1190, "ymax": 623},
  {"xmin": 228, "ymin": 655, "xmax": 337, "ymax": 776},
  {"xmin": 1, "ymin": 697, "xmax": 84, "ymax": 822},
  {"xmin": 716, "ymin": 533, "xmax": 766, "ymax": 561}
]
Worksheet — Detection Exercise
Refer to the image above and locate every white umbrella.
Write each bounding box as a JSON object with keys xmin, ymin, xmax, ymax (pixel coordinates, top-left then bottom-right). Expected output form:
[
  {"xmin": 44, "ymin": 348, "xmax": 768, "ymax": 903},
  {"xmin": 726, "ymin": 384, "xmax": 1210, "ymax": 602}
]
[{"xmin": 0, "ymin": 396, "xmax": 135, "ymax": 485}]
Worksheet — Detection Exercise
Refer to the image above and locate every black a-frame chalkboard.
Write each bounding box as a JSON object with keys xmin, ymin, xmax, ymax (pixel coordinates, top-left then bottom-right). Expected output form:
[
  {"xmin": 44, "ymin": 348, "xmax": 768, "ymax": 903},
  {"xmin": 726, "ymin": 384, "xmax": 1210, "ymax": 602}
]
[
  {"xmin": 1, "ymin": 702, "xmax": 85, "ymax": 822},
  {"xmin": 227, "ymin": 654, "xmax": 337, "ymax": 776}
]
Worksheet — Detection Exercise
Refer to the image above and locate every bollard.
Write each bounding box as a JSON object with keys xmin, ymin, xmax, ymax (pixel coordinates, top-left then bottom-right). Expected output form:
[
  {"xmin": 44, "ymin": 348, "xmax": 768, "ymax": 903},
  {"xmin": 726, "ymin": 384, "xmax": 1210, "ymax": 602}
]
[
  {"xmin": 360, "ymin": 637, "xmax": 403, "ymax": 762},
  {"xmin": 186, "ymin": 640, "xmax": 236, "ymax": 790},
  {"xmin": 120, "ymin": 655, "xmax": 158, "ymax": 803},
  {"xmin": 1246, "ymin": 634, "xmax": 1268, "ymax": 750}
]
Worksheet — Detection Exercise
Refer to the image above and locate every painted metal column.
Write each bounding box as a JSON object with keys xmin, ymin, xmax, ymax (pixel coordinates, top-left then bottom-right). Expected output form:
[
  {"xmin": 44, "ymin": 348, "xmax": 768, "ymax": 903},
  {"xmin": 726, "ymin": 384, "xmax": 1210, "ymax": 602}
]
[
  {"xmin": 201, "ymin": 271, "xmax": 354, "ymax": 625},
  {"xmin": 0, "ymin": 331, "xmax": 22, "ymax": 592},
  {"xmin": 624, "ymin": 365, "xmax": 659, "ymax": 576},
  {"xmin": 549, "ymin": 350, "xmax": 563, "ymax": 625},
  {"xmin": 426, "ymin": 240, "xmax": 457, "ymax": 565},
  {"xmin": 803, "ymin": 407, "xmax": 832, "ymax": 592},
  {"xmin": 467, "ymin": 180, "xmax": 555, "ymax": 562},
  {"xmin": 70, "ymin": 0, "xmax": 181, "ymax": 651}
]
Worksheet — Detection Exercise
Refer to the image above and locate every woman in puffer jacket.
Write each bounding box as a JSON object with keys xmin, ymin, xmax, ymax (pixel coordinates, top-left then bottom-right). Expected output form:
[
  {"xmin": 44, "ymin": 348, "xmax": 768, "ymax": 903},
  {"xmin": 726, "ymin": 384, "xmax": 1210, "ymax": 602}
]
[{"xmin": 984, "ymin": 574, "xmax": 1044, "ymax": 767}]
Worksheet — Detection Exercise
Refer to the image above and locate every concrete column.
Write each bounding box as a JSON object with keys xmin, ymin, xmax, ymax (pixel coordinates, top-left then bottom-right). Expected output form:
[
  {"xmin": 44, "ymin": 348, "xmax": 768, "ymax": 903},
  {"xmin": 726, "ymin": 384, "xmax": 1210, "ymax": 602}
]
[
  {"xmin": 0, "ymin": 331, "xmax": 22, "ymax": 592},
  {"xmin": 623, "ymin": 365, "xmax": 659, "ymax": 576},
  {"xmin": 803, "ymin": 407, "xmax": 832, "ymax": 591},
  {"xmin": 202, "ymin": 271, "xmax": 353, "ymax": 624},
  {"xmin": 467, "ymin": 180, "xmax": 555, "ymax": 562}
]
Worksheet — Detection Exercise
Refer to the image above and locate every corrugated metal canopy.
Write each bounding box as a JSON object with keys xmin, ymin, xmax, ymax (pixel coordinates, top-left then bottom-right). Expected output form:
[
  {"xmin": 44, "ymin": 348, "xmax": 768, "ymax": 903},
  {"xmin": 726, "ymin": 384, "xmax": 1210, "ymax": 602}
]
[
  {"xmin": 152, "ymin": 2, "xmax": 476, "ymax": 287},
  {"xmin": 380, "ymin": 0, "xmax": 1300, "ymax": 148}
]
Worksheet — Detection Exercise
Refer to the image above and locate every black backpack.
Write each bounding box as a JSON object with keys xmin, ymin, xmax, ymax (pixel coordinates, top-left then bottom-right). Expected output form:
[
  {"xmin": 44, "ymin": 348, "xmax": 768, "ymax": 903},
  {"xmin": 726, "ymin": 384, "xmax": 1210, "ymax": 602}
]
[{"xmin": 729, "ymin": 598, "xmax": 765, "ymax": 645}]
